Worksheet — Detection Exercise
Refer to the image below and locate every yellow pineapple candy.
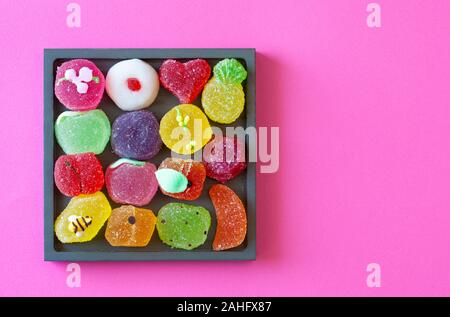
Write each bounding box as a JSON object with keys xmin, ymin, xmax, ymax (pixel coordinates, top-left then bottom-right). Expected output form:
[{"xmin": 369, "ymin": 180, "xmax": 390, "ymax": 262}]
[
  {"xmin": 159, "ymin": 104, "xmax": 212, "ymax": 155},
  {"xmin": 201, "ymin": 59, "xmax": 247, "ymax": 124},
  {"xmin": 54, "ymin": 192, "xmax": 112, "ymax": 243}
]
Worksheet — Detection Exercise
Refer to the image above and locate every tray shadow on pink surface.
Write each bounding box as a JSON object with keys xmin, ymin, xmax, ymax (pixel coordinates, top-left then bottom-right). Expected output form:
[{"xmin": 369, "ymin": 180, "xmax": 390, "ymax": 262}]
[
  {"xmin": 48, "ymin": 52, "xmax": 286, "ymax": 272},
  {"xmin": 254, "ymin": 52, "xmax": 285, "ymax": 262}
]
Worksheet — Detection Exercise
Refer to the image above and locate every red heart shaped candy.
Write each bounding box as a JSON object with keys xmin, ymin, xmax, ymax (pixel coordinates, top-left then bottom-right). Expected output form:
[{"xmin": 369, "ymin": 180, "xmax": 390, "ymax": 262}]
[{"xmin": 159, "ymin": 59, "xmax": 211, "ymax": 104}]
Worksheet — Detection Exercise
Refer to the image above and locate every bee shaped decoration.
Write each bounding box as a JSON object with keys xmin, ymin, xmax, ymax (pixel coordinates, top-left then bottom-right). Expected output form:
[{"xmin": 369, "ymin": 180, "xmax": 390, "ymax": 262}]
[{"xmin": 68, "ymin": 215, "xmax": 92, "ymax": 237}]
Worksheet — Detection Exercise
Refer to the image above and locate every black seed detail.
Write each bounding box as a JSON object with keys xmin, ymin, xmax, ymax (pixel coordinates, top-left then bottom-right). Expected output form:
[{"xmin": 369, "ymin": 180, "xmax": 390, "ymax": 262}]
[
  {"xmin": 128, "ymin": 216, "xmax": 136, "ymax": 225},
  {"xmin": 188, "ymin": 244, "xmax": 192, "ymax": 247},
  {"xmin": 187, "ymin": 180, "xmax": 192, "ymax": 187},
  {"xmin": 204, "ymin": 231, "xmax": 207, "ymax": 235},
  {"xmin": 161, "ymin": 219, "xmax": 166, "ymax": 224}
]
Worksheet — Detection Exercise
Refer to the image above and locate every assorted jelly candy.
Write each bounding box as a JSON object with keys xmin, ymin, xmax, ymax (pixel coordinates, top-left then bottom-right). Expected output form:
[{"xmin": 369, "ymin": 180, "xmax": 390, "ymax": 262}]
[
  {"xmin": 54, "ymin": 152, "xmax": 104, "ymax": 197},
  {"xmin": 106, "ymin": 59, "xmax": 159, "ymax": 111},
  {"xmin": 203, "ymin": 136, "xmax": 247, "ymax": 183},
  {"xmin": 54, "ymin": 59, "xmax": 105, "ymax": 111},
  {"xmin": 155, "ymin": 168, "xmax": 188, "ymax": 193},
  {"xmin": 209, "ymin": 184, "xmax": 247, "ymax": 251},
  {"xmin": 54, "ymin": 191, "xmax": 112, "ymax": 243},
  {"xmin": 105, "ymin": 158, "xmax": 158, "ymax": 206},
  {"xmin": 159, "ymin": 104, "xmax": 212, "ymax": 155},
  {"xmin": 159, "ymin": 59, "xmax": 211, "ymax": 103},
  {"xmin": 105, "ymin": 205, "xmax": 157, "ymax": 247},
  {"xmin": 111, "ymin": 110, "xmax": 162, "ymax": 160},
  {"xmin": 156, "ymin": 203, "xmax": 211, "ymax": 250},
  {"xmin": 158, "ymin": 158, "xmax": 206, "ymax": 200},
  {"xmin": 55, "ymin": 109, "xmax": 111, "ymax": 155},
  {"xmin": 201, "ymin": 59, "xmax": 247, "ymax": 124}
]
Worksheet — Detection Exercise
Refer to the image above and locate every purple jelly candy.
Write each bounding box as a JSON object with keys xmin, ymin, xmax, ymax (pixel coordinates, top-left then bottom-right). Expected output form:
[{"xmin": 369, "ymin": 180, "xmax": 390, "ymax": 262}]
[
  {"xmin": 111, "ymin": 110, "xmax": 162, "ymax": 160},
  {"xmin": 203, "ymin": 136, "xmax": 247, "ymax": 183}
]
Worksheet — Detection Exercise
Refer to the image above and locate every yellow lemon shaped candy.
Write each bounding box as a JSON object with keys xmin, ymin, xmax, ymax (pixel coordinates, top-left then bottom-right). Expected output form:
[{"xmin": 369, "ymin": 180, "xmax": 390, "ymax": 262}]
[
  {"xmin": 201, "ymin": 59, "xmax": 247, "ymax": 124},
  {"xmin": 201, "ymin": 77, "xmax": 245, "ymax": 124},
  {"xmin": 159, "ymin": 104, "xmax": 212, "ymax": 155},
  {"xmin": 54, "ymin": 192, "xmax": 112, "ymax": 243}
]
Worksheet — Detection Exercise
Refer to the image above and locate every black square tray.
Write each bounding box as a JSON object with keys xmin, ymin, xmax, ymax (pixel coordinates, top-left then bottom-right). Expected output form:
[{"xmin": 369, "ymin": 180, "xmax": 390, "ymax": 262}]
[{"xmin": 44, "ymin": 49, "xmax": 256, "ymax": 261}]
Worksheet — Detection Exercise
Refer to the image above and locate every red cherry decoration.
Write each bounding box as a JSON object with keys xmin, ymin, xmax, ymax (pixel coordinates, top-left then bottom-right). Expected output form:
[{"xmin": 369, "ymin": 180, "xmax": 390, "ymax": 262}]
[
  {"xmin": 159, "ymin": 59, "xmax": 211, "ymax": 103},
  {"xmin": 127, "ymin": 78, "xmax": 141, "ymax": 91}
]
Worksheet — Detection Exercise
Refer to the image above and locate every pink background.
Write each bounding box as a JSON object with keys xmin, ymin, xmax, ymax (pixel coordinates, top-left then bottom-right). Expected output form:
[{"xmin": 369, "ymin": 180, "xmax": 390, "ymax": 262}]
[{"xmin": 0, "ymin": 0, "xmax": 449, "ymax": 296}]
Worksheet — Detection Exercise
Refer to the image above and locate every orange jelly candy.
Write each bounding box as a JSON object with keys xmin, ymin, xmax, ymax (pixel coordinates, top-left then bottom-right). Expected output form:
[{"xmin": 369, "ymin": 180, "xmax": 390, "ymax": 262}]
[
  {"xmin": 105, "ymin": 205, "xmax": 156, "ymax": 247},
  {"xmin": 158, "ymin": 158, "xmax": 206, "ymax": 200},
  {"xmin": 209, "ymin": 184, "xmax": 247, "ymax": 251}
]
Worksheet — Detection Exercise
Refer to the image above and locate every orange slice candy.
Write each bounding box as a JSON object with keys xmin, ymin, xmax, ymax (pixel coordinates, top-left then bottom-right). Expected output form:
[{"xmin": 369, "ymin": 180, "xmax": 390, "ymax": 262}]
[{"xmin": 209, "ymin": 184, "xmax": 247, "ymax": 251}]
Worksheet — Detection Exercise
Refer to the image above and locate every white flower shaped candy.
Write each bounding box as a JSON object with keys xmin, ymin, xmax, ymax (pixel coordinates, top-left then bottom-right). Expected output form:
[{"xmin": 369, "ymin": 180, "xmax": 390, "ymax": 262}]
[{"xmin": 64, "ymin": 67, "xmax": 94, "ymax": 94}]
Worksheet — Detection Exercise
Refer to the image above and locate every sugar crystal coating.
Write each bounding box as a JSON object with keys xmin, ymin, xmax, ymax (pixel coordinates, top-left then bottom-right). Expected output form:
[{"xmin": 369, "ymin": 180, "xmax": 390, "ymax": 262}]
[
  {"xmin": 159, "ymin": 104, "xmax": 212, "ymax": 155},
  {"xmin": 159, "ymin": 59, "xmax": 211, "ymax": 103},
  {"xmin": 213, "ymin": 58, "xmax": 247, "ymax": 84},
  {"xmin": 157, "ymin": 203, "xmax": 211, "ymax": 250},
  {"xmin": 55, "ymin": 110, "xmax": 111, "ymax": 154},
  {"xmin": 111, "ymin": 110, "xmax": 162, "ymax": 160},
  {"xmin": 54, "ymin": 59, "xmax": 105, "ymax": 111},
  {"xmin": 105, "ymin": 205, "xmax": 157, "ymax": 247},
  {"xmin": 201, "ymin": 59, "xmax": 247, "ymax": 124},
  {"xmin": 54, "ymin": 152, "xmax": 104, "ymax": 197},
  {"xmin": 209, "ymin": 184, "xmax": 247, "ymax": 251},
  {"xmin": 106, "ymin": 59, "xmax": 159, "ymax": 111},
  {"xmin": 158, "ymin": 158, "xmax": 206, "ymax": 200},
  {"xmin": 201, "ymin": 78, "xmax": 245, "ymax": 124},
  {"xmin": 105, "ymin": 159, "xmax": 158, "ymax": 206},
  {"xmin": 203, "ymin": 136, "xmax": 247, "ymax": 183},
  {"xmin": 54, "ymin": 192, "xmax": 112, "ymax": 243}
]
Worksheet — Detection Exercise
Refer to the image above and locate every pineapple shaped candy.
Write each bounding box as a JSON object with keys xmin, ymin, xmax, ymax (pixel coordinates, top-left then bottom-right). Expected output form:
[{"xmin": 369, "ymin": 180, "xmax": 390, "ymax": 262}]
[{"xmin": 201, "ymin": 59, "xmax": 247, "ymax": 124}]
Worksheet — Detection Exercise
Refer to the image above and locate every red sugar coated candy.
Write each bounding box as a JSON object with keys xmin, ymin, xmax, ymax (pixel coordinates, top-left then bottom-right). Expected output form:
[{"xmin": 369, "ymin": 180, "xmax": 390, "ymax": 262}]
[
  {"xmin": 159, "ymin": 59, "xmax": 211, "ymax": 103},
  {"xmin": 203, "ymin": 136, "xmax": 247, "ymax": 183},
  {"xmin": 105, "ymin": 160, "xmax": 158, "ymax": 206},
  {"xmin": 158, "ymin": 158, "xmax": 206, "ymax": 201},
  {"xmin": 209, "ymin": 184, "xmax": 247, "ymax": 251},
  {"xmin": 54, "ymin": 59, "xmax": 105, "ymax": 111},
  {"xmin": 54, "ymin": 153, "xmax": 104, "ymax": 197}
]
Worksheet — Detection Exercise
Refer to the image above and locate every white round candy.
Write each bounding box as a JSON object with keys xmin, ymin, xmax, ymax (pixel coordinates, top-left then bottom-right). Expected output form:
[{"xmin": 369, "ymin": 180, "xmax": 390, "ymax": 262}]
[{"xmin": 106, "ymin": 59, "xmax": 159, "ymax": 111}]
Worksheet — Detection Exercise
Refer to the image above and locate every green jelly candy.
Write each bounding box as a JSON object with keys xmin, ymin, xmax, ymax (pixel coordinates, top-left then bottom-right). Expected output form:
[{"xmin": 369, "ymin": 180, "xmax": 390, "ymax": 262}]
[
  {"xmin": 213, "ymin": 58, "xmax": 247, "ymax": 84},
  {"xmin": 157, "ymin": 203, "xmax": 211, "ymax": 250},
  {"xmin": 55, "ymin": 110, "xmax": 111, "ymax": 154}
]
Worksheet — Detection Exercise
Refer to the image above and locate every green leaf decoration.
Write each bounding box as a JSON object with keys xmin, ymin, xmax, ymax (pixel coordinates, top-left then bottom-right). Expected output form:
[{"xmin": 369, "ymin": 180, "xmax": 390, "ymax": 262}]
[
  {"xmin": 213, "ymin": 58, "xmax": 247, "ymax": 84},
  {"xmin": 155, "ymin": 168, "xmax": 188, "ymax": 193},
  {"xmin": 56, "ymin": 77, "xmax": 67, "ymax": 86},
  {"xmin": 109, "ymin": 158, "xmax": 145, "ymax": 169}
]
